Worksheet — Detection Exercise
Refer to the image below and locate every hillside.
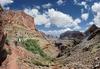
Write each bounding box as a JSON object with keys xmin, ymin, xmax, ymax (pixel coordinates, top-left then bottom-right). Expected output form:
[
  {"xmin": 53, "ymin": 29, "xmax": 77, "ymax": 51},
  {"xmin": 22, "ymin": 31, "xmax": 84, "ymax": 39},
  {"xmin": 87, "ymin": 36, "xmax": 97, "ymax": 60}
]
[
  {"xmin": 54, "ymin": 24, "xmax": 100, "ymax": 69},
  {"xmin": 0, "ymin": 7, "xmax": 59, "ymax": 69}
]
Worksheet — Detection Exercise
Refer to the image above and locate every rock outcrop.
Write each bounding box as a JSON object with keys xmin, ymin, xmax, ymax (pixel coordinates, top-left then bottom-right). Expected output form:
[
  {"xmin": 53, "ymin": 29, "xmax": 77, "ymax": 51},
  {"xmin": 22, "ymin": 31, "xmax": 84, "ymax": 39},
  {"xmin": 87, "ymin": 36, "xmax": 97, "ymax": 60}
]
[
  {"xmin": 84, "ymin": 24, "xmax": 100, "ymax": 40},
  {"xmin": 85, "ymin": 24, "xmax": 98, "ymax": 37}
]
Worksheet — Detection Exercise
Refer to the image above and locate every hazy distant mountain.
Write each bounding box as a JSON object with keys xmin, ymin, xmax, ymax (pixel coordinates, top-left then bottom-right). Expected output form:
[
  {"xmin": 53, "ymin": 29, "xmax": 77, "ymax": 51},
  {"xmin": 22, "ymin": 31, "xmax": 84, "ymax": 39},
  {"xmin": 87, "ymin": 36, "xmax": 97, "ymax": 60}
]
[{"xmin": 60, "ymin": 31, "xmax": 84, "ymax": 40}]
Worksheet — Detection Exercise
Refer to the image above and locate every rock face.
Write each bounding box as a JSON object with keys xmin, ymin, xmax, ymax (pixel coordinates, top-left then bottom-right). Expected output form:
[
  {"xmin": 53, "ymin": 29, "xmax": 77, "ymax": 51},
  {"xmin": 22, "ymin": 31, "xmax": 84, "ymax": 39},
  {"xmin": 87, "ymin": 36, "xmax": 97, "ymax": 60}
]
[
  {"xmin": 84, "ymin": 24, "xmax": 100, "ymax": 40},
  {"xmin": 2, "ymin": 10, "xmax": 36, "ymax": 30},
  {"xmin": 60, "ymin": 31, "xmax": 84, "ymax": 40},
  {"xmin": 0, "ymin": 6, "xmax": 8, "ymax": 66},
  {"xmin": 85, "ymin": 24, "xmax": 98, "ymax": 37}
]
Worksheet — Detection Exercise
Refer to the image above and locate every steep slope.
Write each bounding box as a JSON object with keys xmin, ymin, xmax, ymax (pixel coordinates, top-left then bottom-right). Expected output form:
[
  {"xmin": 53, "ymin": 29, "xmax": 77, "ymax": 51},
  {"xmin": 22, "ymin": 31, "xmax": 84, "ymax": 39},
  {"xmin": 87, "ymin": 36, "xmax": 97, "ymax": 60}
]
[
  {"xmin": 85, "ymin": 24, "xmax": 98, "ymax": 37},
  {"xmin": 0, "ymin": 9, "xmax": 59, "ymax": 69},
  {"xmin": 55, "ymin": 24, "xmax": 100, "ymax": 69},
  {"xmin": 1, "ymin": 10, "xmax": 59, "ymax": 58}
]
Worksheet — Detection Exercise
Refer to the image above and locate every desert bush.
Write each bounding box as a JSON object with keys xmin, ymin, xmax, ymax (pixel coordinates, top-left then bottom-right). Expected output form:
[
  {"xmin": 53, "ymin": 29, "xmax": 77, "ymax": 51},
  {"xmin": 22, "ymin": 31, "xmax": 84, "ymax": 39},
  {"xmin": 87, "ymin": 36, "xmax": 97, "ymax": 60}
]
[{"xmin": 22, "ymin": 39, "xmax": 52, "ymax": 60}]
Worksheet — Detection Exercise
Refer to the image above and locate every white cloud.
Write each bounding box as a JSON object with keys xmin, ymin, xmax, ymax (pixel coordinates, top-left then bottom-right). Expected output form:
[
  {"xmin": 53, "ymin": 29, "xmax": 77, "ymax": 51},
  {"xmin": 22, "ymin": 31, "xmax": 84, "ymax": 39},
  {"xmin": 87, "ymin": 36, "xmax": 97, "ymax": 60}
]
[
  {"xmin": 24, "ymin": 8, "xmax": 82, "ymax": 34},
  {"xmin": 24, "ymin": 8, "xmax": 77, "ymax": 27},
  {"xmin": 24, "ymin": 8, "xmax": 40, "ymax": 17},
  {"xmin": 42, "ymin": 3, "xmax": 52, "ymax": 9},
  {"xmin": 57, "ymin": 0, "xmax": 65, "ymax": 5},
  {"xmin": 35, "ymin": 14, "xmax": 50, "ymax": 26},
  {"xmin": 81, "ymin": 13, "xmax": 89, "ymax": 20},
  {"xmin": 0, "ymin": 0, "xmax": 13, "ymax": 7},
  {"xmin": 73, "ymin": 18, "xmax": 81, "ymax": 24},
  {"xmin": 73, "ymin": 18, "xmax": 81, "ymax": 30},
  {"xmin": 24, "ymin": 8, "xmax": 50, "ymax": 26},
  {"xmin": 92, "ymin": 2, "xmax": 100, "ymax": 13},
  {"xmin": 88, "ymin": 22, "xmax": 94, "ymax": 25},
  {"xmin": 91, "ymin": 2, "xmax": 100, "ymax": 27},
  {"xmin": 74, "ymin": 0, "xmax": 78, "ymax": 4},
  {"xmin": 75, "ymin": 1, "xmax": 88, "ymax": 9},
  {"xmin": 47, "ymin": 9, "xmax": 74, "ymax": 28},
  {"xmin": 81, "ymin": 1, "xmax": 87, "ymax": 9},
  {"xmin": 93, "ymin": 12, "xmax": 100, "ymax": 27},
  {"xmin": 35, "ymin": 6, "xmax": 40, "ymax": 9}
]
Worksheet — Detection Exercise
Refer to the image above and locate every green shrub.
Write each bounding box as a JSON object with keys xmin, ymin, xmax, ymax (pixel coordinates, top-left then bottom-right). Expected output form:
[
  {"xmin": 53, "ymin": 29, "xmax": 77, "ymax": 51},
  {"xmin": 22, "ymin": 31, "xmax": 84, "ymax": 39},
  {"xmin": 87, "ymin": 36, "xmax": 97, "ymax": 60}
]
[
  {"xmin": 5, "ymin": 37, "xmax": 10, "ymax": 46},
  {"xmin": 22, "ymin": 39, "xmax": 51, "ymax": 60}
]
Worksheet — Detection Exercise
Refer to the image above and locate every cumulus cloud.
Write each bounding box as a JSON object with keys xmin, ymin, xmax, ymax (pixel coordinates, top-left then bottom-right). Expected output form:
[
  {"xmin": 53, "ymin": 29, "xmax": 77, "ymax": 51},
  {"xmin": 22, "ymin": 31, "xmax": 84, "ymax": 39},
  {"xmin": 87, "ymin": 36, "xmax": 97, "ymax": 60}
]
[
  {"xmin": 93, "ymin": 13, "xmax": 100, "ymax": 27},
  {"xmin": 24, "ymin": 8, "xmax": 38, "ymax": 16},
  {"xmin": 73, "ymin": 18, "xmax": 81, "ymax": 24},
  {"xmin": 42, "ymin": 3, "xmax": 52, "ymax": 9},
  {"xmin": 24, "ymin": 8, "xmax": 82, "ymax": 34},
  {"xmin": 57, "ymin": 0, "xmax": 65, "ymax": 5},
  {"xmin": 92, "ymin": 2, "xmax": 100, "ymax": 13},
  {"xmin": 24, "ymin": 8, "xmax": 50, "ymax": 26},
  {"xmin": 81, "ymin": 13, "xmax": 89, "ymax": 21},
  {"xmin": 47, "ymin": 9, "xmax": 74, "ymax": 28},
  {"xmin": 81, "ymin": 1, "xmax": 88, "ymax": 9},
  {"xmin": 0, "ymin": 0, "xmax": 13, "ymax": 6},
  {"xmin": 91, "ymin": 2, "xmax": 100, "ymax": 27},
  {"xmin": 24, "ymin": 8, "xmax": 81, "ymax": 28}
]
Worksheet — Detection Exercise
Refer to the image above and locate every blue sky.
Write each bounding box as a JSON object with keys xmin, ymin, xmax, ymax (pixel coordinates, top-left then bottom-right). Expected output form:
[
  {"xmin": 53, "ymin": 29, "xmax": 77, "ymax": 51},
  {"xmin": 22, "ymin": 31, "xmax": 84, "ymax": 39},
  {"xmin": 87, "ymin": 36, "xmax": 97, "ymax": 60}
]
[{"xmin": 0, "ymin": 0, "xmax": 100, "ymax": 36}]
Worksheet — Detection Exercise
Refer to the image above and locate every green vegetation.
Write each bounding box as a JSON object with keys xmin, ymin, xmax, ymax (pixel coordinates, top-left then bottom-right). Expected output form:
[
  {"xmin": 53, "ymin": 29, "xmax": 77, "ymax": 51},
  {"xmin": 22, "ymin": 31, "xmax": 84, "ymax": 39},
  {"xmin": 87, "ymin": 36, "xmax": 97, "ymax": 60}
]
[
  {"xmin": 22, "ymin": 39, "xmax": 47, "ymax": 57},
  {"xmin": 21, "ymin": 39, "xmax": 53, "ymax": 66}
]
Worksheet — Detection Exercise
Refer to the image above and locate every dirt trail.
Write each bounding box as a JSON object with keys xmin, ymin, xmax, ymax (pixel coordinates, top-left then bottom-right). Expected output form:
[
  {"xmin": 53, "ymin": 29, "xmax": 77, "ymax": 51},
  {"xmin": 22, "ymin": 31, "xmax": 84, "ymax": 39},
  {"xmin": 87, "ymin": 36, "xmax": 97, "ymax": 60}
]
[{"xmin": 6, "ymin": 46, "xmax": 19, "ymax": 69}]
